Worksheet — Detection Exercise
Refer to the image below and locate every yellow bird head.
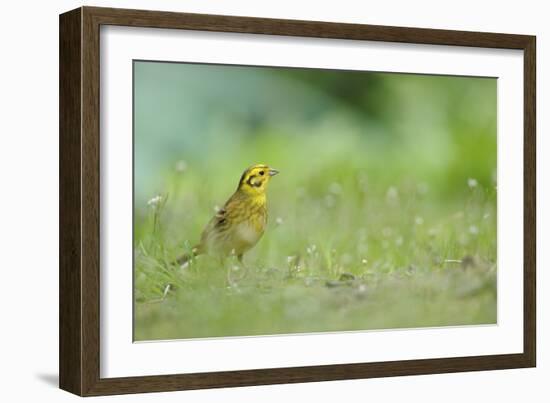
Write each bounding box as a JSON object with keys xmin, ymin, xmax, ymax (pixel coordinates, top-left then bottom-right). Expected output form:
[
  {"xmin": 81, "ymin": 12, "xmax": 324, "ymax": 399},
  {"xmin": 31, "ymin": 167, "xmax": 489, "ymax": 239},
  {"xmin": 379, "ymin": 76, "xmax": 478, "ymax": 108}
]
[{"xmin": 237, "ymin": 164, "xmax": 279, "ymax": 195}]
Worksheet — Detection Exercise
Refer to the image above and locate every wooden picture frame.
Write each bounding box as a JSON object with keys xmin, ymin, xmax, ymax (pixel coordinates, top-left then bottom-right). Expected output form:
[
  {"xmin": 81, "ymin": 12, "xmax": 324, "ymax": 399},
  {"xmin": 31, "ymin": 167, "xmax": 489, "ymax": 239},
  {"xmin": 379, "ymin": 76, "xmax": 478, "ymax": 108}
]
[{"xmin": 59, "ymin": 6, "xmax": 536, "ymax": 396}]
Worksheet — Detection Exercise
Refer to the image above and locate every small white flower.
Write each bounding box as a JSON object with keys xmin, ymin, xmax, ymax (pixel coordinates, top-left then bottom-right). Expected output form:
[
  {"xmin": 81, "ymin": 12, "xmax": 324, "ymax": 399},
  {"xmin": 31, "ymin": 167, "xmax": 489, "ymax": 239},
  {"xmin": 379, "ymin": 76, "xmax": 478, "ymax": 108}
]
[
  {"xmin": 386, "ymin": 186, "xmax": 399, "ymax": 201},
  {"xmin": 361, "ymin": 258, "xmax": 368, "ymax": 264},
  {"xmin": 469, "ymin": 225, "xmax": 479, "ymax": 235},
  {"xmin": 306, "ymin": 244, "xmax": 317, "ymax": 255},
  {"xmin": 147, "ymin": 195, "xmax": 162, "ymax": 207},
  {"xmin": 467, "ymin": 178, "xmax": 478, "ymax": 188},
  {"xmin": 175, "ymin": 159, "xmax": 188, "ymax": 173},
  {"xmin": 275, "ymin": 217, "xmax": 284, "ymax": 225},
  {"xmin": 328, "ymin": 182, "xmax": 342, "ymax": 195}
]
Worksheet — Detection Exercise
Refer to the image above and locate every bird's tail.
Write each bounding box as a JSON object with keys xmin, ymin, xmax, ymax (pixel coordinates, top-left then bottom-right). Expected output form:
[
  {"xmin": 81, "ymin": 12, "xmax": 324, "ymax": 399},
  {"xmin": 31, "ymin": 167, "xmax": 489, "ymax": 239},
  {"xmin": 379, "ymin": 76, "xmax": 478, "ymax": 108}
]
[{"xmin": 174, "ymin": 245, "xmax": 202, "ymax": 267}]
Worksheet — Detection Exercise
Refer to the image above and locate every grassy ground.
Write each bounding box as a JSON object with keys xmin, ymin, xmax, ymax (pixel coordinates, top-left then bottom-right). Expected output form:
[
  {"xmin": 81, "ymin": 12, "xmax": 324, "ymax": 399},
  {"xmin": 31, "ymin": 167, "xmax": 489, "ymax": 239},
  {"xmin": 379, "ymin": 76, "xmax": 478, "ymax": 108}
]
[{"xmin": 134, "ymin": 151, "xmax": 496, "ymax": 341}]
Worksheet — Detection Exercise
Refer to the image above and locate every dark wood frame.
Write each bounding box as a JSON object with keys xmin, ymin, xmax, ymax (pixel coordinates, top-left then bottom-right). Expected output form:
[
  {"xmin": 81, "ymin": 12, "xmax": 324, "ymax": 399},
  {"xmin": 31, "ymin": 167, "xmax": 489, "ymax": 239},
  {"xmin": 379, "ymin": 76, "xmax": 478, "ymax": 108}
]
[{"xmin": 59, "ymin": 6, "xmax": 536, "ymax": 396}]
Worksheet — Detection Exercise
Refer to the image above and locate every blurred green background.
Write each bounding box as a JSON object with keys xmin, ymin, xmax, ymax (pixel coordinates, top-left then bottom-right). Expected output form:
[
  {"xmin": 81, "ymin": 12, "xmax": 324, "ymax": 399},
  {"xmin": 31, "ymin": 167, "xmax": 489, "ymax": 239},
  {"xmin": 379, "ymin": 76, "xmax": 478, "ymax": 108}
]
[{"xmin": 133, "ymin": 61, "xmax": 497, "ymax": 341}]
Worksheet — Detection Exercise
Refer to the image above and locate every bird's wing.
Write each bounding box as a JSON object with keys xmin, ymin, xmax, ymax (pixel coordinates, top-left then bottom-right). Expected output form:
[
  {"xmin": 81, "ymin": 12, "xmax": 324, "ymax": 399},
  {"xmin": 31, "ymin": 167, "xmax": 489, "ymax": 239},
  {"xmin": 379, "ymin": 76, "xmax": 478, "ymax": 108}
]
[
  {"xmin": 200, "ymin": 207, "xmax": 226, "ymax": 237},
  {"xmin": 199, "ymin": 194, "xmax": 239, "ymax": 245}
]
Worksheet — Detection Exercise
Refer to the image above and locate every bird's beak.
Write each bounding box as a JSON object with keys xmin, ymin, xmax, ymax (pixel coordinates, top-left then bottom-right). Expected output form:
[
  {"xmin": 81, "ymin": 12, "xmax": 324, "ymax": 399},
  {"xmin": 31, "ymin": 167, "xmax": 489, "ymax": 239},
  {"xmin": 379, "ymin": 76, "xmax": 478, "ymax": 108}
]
[{"xmin": 268, "ymin": 168, "xmax": 280, "ymax": 176}]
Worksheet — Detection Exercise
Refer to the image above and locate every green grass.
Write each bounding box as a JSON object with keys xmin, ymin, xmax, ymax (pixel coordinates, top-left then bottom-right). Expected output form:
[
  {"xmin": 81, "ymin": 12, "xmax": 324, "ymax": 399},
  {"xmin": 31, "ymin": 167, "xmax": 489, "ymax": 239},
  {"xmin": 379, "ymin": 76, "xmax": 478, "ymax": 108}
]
[
  {"xmin": 134, "ymin": 161, "xmax": 496, "ymax": 341},
  {"xmin": 133, "ymin": 63, "xmax": 497, "ymax": 341}
]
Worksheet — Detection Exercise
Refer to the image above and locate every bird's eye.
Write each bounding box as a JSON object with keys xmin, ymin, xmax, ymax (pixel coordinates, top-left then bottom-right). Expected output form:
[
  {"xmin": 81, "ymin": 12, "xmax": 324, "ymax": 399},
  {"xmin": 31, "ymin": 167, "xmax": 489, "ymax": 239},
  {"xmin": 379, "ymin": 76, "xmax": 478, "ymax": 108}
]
[{"xmin": 259, "ymin": 170, "xmax": 265, "ymax": 176}]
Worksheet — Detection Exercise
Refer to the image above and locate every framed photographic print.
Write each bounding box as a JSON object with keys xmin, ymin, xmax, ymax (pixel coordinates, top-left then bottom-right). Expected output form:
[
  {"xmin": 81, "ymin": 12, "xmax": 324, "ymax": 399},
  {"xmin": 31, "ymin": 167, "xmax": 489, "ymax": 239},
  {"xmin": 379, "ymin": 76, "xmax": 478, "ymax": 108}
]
[{"xmin": 59, "ymin": 6, "xmax": 536, "ymax": 396}]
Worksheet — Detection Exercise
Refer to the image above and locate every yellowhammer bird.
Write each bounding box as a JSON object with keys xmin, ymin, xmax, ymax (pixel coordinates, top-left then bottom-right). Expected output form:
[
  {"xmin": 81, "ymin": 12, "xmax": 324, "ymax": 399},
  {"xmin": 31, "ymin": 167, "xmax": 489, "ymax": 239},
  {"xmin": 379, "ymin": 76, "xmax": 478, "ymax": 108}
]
[{"xmin": 177, "ymin": 164, "xmax": 279, "ymax": 265}]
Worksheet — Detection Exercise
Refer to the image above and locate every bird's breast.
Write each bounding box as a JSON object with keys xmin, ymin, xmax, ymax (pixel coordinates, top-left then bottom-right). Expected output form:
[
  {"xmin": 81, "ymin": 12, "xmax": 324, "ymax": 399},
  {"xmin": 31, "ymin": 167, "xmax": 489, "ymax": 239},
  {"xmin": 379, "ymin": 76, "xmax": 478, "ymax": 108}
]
[
  {"xmin": 233, "ymin": 203, "xmax": 267, "ymax": 246},
  {"xmin": 234, "ymin": 221, "xmax": 263, "ymax": 245}
]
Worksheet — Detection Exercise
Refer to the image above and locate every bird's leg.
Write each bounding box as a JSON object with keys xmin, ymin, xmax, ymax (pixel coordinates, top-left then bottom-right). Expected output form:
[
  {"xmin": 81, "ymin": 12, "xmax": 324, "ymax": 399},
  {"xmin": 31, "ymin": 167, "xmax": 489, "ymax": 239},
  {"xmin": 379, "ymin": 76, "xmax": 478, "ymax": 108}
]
[
  {"xmin": 238, "ymin": 253, "xmax": 251, "ymax": 272},
  {"xmin": 237, "ymin": 253, "xmax": 250, "ymax": 279},
  {"xmin": 226, "ymin": 254, "xmax": 248, "ymax": 287}
]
